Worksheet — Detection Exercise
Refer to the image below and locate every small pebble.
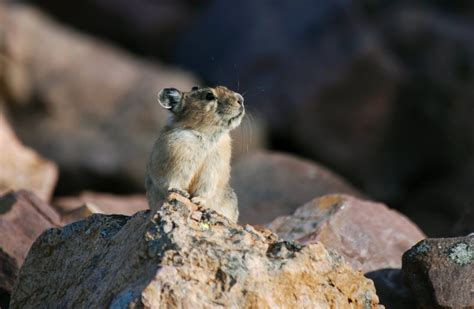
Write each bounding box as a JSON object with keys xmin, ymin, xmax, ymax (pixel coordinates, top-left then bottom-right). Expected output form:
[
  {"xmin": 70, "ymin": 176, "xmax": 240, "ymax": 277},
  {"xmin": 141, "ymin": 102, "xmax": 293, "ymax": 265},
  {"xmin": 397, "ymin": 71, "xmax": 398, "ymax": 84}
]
[{"xmin": 191, "ymin": 211, "xmax": 203, "ymax": 221}]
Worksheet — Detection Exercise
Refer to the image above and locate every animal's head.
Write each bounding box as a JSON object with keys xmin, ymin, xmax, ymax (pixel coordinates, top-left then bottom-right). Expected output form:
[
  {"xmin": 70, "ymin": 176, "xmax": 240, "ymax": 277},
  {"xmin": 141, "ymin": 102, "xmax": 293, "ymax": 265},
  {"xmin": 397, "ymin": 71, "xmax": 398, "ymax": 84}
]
[{"xmin": 157, "ymin": 86, "xmax": 245, "ymax": 131}]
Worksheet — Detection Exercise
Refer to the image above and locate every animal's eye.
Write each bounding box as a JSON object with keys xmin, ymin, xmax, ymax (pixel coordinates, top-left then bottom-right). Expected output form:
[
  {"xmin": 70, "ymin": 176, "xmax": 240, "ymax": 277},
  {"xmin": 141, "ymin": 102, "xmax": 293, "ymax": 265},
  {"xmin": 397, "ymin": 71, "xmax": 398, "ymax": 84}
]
[
  {"xmin": 191, "ymin": 86, "xmax": 199, "ymax": 91},
  {"xmin": 206, "ymin": 92, "xmax": 216, "ymax": 101}
]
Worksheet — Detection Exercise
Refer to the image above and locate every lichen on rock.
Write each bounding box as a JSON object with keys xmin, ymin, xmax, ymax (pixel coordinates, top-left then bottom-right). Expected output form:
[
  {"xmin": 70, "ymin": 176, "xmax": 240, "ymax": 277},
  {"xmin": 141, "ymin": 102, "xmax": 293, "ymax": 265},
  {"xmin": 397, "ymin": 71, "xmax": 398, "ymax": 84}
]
[
  {"xmin": 11, "ymin": 193, "xmax": 382, "ymax": 308},
  {"xmin": 448, "ymin": 242, "xmax": 473, "ymax": 266}
]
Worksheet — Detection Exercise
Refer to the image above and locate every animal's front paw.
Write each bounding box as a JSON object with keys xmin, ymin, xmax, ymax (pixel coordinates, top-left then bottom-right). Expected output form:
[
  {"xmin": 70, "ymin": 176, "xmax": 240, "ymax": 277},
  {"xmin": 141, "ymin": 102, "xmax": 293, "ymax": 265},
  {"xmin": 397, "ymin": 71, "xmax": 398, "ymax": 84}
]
[
  {"xmin": 168, "ymin": 188, "xmax": 190, "ymax": 199},
  {"xmin": 191, "ymin": 196, "xmax": 207, "ymax": 206}
]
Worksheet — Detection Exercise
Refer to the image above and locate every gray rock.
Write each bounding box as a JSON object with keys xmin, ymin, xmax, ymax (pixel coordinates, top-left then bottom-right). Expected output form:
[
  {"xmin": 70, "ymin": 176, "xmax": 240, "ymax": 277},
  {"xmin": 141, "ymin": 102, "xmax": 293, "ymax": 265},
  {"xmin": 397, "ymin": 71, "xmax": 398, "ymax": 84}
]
[{"xmin": 402, "ymin": 236, "xmax": 474, "ymax": 308}]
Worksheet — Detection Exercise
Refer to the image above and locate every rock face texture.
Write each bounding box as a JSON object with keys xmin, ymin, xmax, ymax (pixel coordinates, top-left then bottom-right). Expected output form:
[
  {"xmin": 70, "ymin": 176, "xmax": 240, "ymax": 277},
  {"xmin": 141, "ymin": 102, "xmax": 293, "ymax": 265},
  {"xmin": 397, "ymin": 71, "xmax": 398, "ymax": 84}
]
[
  {"xmin": 231, "ymin": 151, "xmax": 361, "ymax": 224},
  {"xmin": 0, "ymin": 190, "xmax": 62, "ymax": 303},
  {"xmin": 269, "ymin": 195, "xmax": 426, "ymax": 273},
  {"xmin": 0, "ymin": 112, "xmax": 58, "ymax": 202},
  {"xmin": 402, "ymin": 236, "xmax": 474, "ymax": 309},
  {"xmin": 11, "ymin": 194, "xmax": 382, "ymax": 308},
  {"xmin": 53, "ymin": 191, "xmax": 148, "ymax": 223}
]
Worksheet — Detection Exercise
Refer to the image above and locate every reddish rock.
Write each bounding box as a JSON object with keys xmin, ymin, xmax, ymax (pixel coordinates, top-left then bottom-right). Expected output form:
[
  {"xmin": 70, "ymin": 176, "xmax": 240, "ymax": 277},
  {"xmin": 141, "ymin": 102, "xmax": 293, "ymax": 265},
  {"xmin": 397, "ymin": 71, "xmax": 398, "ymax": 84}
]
[
  {"xmin": 54, "ymin": 191, "xmax": 148, "ymax": 223},
  {"xmin": 269, "ymin": 194, "xmax": 426, "ymax": 273},
  {"xmin": 402, "ymin": 236, "xmax": 474, "ymax": 309},
  {"xmin": 0, "ymin": 190, "xmax": 62, "ymax": 301},
  {"xmin": 0, "ymin": 112, "xmax": 58, "ymax": 202},
  {"xmin": 231, "ymin": 151, "xmax": 361, "ymax": 224},
  {"xmin": 0, "ymin": 247, "xmax": 18, "ymax": 308}
]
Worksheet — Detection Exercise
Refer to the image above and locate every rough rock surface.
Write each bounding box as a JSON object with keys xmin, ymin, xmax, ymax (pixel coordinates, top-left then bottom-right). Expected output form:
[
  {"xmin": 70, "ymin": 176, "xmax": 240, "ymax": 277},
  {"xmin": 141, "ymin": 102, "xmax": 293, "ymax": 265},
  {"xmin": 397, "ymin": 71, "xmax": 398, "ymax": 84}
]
[
  {"xmin": 0, "ymin": 190, "xmax": 62, "ymax": 302},
  {"xmin": 0, "ymin": 112, "xmax": 58, "ymax": 202},
  {"xmin": 11, "ymin": 193, "xmax": 382, "ymax": 308},
  {"xmin": 269, "ymin": 195, "xmax": 426, "ymax": 273},
  {"xmin": 402, "ymin": 236, "xmax": 474, "ymax": 309},
  {"xmin": 54, "ymin": 191, "xmax": 148, "ymax": 223},
  {"xmin": 0, "ymin": 3, "xmax": 197, "ymax": 193},
  {"xmin": 231, "ymin": 151, "xmax": 361, "ymax": 224}
]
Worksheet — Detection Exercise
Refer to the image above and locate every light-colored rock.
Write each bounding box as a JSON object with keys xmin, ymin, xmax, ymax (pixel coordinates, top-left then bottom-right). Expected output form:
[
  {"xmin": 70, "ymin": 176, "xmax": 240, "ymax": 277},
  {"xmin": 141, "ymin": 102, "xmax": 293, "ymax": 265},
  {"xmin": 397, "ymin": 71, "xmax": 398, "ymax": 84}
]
[
  {"xmin": 269, "ymin": 194, "xmax": 426, "ymax": 273},
  {"xmin": 54, "ymin": 191, "xmax": 148, "ymax": 223},
  {"xmin": 0, "ymin": 190, "xmax": 62, "ymax": 300},
  {"xmin": 0, "ymin": 112, "xmax": 58, "ymax": 202},
  {"xmin": 231, "ymin": 151, "xmax": 361, "ymax": 224},
  {"xmin": 11, "ymin": 193, "xmax": 382, "ymax": 308}
]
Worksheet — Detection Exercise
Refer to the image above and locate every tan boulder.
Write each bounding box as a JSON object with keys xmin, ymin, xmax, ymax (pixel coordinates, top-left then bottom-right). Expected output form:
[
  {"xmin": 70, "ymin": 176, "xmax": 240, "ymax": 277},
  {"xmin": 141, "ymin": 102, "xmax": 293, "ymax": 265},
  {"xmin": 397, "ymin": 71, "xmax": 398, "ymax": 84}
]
[
  {"xmin": 54, "ymin": 191, "xmax": 148, "ymax": 223},
  {"xmin": 0, "ymin": 112, "xmax": 58, "ymax": 202},
  {"xmin": 269, "ymin": 194, "xmax": 426, "ymax": 273},
  {"xmin": 231, "ymin": 151, "xmax": 361, "ymax": 224},
  {"xmin": 11, "ymin": 193, "xmax": 382, "ymax": 308}
]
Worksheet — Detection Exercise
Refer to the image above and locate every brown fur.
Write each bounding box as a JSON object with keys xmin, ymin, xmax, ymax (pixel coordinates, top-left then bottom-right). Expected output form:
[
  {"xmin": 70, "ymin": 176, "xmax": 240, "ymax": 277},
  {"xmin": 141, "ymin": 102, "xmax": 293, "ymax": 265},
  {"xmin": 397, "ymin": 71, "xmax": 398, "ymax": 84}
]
[{"xmin": 145, "ymin": 86, "xmax": 244, "ymax": 222}]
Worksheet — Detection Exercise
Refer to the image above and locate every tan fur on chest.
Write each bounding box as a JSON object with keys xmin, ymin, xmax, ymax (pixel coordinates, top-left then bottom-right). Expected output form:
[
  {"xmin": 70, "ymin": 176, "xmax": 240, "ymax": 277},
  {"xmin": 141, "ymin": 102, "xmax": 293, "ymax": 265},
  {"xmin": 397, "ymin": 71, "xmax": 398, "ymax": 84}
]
[{"xmin": 188, "ymin": 134, "xmax": 231, "ymax": 194}]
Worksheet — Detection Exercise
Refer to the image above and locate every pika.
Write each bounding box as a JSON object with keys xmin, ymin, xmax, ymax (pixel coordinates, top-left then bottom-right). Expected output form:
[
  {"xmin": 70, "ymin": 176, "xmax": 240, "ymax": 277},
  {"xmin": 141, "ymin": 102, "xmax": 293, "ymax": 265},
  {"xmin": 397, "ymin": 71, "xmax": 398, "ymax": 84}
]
[{"xmin": 145, "ymin": 86, "xmax": 245, "ymax": 223}]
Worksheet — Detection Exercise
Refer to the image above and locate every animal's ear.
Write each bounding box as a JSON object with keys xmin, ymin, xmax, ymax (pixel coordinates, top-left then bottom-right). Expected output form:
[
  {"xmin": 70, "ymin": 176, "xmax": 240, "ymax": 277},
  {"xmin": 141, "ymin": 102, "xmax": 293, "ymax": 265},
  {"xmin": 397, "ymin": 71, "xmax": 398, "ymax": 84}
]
[{"xmin": 157, "ymin": 88, "xmax": 182, "ymax": 112}]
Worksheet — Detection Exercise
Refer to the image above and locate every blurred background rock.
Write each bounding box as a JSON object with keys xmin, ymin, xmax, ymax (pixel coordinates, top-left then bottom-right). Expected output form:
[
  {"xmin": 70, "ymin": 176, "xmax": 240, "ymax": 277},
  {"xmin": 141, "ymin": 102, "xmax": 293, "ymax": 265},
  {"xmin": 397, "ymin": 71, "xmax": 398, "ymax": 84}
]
[{"xmin": 1, "ymin": 0, "xmax": 474, "ymax": 237}]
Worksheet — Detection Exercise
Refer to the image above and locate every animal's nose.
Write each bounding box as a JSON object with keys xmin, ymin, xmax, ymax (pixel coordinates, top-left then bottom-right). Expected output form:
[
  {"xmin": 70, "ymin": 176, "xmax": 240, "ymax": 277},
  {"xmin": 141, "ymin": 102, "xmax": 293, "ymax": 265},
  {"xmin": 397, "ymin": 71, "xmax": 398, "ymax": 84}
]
[{"xmin": 235, "ymin": 93, "xmax": 244, "ymax": 105}]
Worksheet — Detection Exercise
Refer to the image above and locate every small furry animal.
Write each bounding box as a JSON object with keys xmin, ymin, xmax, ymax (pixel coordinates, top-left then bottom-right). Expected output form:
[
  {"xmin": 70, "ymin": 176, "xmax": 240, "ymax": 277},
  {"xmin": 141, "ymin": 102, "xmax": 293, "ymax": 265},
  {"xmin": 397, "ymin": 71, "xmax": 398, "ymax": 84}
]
[{"xmin": 145, "ymin": 85, "xmax": 245, "ymax": 223}]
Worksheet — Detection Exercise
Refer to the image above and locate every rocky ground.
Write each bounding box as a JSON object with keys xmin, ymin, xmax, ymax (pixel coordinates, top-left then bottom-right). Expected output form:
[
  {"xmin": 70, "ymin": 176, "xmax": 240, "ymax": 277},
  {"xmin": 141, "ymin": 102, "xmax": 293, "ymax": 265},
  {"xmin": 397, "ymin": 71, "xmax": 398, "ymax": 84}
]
[{"xmin": 1, "ymin": 1, "xmax": 474, "ymax": 308}]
